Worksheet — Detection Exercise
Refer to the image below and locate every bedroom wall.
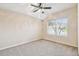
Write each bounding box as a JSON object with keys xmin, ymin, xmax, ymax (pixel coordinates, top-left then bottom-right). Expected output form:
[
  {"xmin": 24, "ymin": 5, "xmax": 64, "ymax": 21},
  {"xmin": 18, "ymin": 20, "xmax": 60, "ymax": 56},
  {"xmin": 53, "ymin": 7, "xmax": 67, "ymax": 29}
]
[
  {"xmin": 0, "ymin": 9, "xmax": 42, "ymax": 50},
  {"xmin": 43, "ymin": 6, "xmax": 78, "ymax": 47}
]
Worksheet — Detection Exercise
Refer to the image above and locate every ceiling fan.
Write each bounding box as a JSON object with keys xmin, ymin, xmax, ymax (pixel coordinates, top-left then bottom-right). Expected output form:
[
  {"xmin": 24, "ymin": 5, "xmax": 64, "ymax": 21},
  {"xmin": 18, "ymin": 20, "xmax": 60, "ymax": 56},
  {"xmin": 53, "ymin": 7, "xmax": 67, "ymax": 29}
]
[{"xmin": 31, "ymin": 3, "xmax": 52, "ymax": 13}]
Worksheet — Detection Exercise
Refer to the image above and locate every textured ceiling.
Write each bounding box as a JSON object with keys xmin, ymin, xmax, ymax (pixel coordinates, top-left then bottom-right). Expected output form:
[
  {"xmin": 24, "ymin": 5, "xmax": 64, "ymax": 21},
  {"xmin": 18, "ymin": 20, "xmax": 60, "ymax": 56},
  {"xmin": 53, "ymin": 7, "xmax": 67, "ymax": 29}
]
[{"xmin": 0, "ymin": 3, "xmax": 76, "ymax": 20}]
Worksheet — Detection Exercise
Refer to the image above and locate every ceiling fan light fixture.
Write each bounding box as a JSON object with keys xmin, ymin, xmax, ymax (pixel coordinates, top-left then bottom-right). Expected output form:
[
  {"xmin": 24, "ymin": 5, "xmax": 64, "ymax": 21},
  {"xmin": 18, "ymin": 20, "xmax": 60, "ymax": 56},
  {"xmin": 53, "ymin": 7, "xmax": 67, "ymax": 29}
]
[{"xmin": 31, "ymin": 3, "xmax": 52, "ymax": 14}]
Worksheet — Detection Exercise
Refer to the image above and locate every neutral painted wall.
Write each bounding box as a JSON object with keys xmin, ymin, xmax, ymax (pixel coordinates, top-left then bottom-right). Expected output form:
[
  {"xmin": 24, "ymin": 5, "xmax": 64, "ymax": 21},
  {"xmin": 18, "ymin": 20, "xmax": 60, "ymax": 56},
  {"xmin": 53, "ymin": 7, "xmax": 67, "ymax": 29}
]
[
  {"xmin": 0, "ymin": 9, "xmax": 42, "ymax": 50},
  {"xmin": 43, "ymin": 6, "xmax": 78, "ymax": 47}
]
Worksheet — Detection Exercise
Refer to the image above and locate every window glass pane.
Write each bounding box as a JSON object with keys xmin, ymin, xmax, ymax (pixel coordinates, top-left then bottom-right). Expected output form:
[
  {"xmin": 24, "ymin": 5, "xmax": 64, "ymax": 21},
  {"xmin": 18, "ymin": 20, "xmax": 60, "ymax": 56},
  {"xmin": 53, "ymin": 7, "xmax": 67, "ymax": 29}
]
[{"xmin": 47, "ymin": 17, "xmax": 68, "ymax": 37}]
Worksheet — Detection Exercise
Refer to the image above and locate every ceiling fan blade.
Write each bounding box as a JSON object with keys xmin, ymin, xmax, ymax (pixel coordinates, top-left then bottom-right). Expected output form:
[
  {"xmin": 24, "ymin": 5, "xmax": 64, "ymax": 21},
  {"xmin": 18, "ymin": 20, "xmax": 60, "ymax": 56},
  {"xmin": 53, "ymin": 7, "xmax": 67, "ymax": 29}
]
[
  {"xmin": 33, "ymin": 9, "xmax": 39, "ymax": 12},
  {"xmin": 31, "ymin": 4, "xmax": 42, "ymax": 9},
  {"xmin": 31, "ymin": 4, "xmax": 38, "ymax": 8},
  {"xmin": 43, "ymin": 7, "xmax": 52, "ymax": 9}
]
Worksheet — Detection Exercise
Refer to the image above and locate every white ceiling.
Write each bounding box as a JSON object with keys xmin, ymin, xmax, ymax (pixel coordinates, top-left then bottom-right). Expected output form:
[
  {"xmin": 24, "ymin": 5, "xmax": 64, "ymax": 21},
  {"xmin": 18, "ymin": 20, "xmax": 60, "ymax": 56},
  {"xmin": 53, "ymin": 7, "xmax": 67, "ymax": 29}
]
[{"xmin": 0, "ymin": 3, "xmax": 76, "ymax": 20}]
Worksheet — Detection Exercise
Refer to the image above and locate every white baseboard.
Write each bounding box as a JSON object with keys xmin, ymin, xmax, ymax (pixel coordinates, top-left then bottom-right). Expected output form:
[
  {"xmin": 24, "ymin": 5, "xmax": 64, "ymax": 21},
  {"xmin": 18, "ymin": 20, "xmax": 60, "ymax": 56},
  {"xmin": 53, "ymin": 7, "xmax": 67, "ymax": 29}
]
[{"xmin": 0, "ymin": 38, "xmax": 39, "ymax": 51}]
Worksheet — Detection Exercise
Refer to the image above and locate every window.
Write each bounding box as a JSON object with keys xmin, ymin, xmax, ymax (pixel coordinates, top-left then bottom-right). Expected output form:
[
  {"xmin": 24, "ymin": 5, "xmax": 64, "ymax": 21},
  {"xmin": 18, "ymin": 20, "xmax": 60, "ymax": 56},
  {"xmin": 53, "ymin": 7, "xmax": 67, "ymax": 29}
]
[{"xmin": 47, "ymin": 17, "xmax": 68, "ymax": 36}]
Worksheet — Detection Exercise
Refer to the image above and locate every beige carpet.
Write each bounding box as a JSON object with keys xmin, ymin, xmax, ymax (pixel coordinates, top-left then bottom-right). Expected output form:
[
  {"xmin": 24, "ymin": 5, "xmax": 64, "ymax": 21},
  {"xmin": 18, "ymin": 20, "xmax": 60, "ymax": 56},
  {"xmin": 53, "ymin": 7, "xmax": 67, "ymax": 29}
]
[{"xmin": 0, "ymin": 39, "xmax": 78, "ymax": 56}]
